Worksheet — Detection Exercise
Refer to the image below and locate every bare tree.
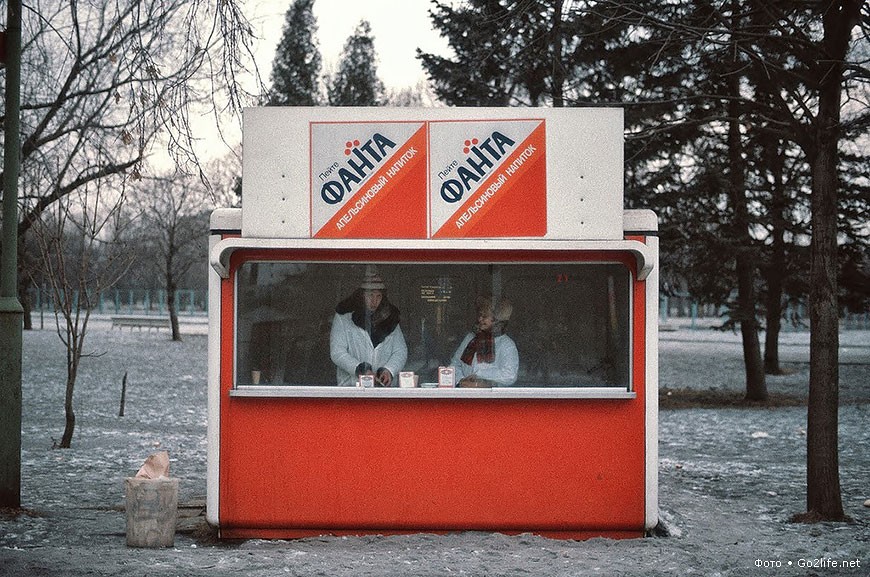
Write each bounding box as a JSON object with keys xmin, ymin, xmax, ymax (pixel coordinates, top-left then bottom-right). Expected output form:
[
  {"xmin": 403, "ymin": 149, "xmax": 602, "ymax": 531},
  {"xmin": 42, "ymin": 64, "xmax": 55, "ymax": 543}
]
[
  {"xmin": 3, "ymin": 0, "xmax": 261, "ymax": 254},
  {"xmin": 385, "ymin": 80, "xmax": 443, "ymax": 107},
  {"xmin": 201, "ymin": 145, "xmax": 243, "ymax": 209},
  {"xmin": 130, "ymin": 174, "xmax": 212, "ymax": 341},
  {"xmin": 29, "ymin": 179, "xmax": 132, "ymax": 448}
]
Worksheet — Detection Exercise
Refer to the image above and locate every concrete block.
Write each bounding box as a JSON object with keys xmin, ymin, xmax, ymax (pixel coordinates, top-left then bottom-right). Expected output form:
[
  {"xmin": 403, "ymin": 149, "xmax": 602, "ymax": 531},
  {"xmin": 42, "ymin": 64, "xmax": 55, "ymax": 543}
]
[{"xmin": 125, "ymin": 477, "xmax": 178, "ymax": 548}]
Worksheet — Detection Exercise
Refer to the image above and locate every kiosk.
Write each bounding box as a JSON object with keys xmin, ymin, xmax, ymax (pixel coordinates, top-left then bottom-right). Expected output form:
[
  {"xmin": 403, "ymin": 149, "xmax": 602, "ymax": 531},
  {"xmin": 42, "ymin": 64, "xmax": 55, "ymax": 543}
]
[{"xmin": 207, "ymin": 107, "xmax": 658, "ymax": 539}]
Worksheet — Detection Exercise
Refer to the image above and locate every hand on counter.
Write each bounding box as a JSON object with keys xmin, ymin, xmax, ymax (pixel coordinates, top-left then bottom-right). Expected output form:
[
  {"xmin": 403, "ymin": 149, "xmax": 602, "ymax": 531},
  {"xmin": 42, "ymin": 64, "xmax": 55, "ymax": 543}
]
[
  {"xmin": 458, "ymin": 375, "xmax": 493, "ymax": 388},
  {"xmin": 375, "ymin": 367, "xmax": 393, "ymax": 387}
]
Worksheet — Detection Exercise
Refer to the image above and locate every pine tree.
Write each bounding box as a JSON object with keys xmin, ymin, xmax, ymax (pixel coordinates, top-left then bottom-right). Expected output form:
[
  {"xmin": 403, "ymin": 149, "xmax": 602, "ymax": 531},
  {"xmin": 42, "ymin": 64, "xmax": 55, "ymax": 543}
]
[
  {"xmin": 269, "ymin": 0, "xmax": 322, "ymax": 106},
  {"xmin": 418, "ymin": 0, "xmax": 572, "ymax": 106},
  {"xmin": 327, "ymin": 20, "xmax": 385, "ymax": 106},
  {"xmin": 418, "ymin": 0, "xmax": 515, "ymax": 105}
]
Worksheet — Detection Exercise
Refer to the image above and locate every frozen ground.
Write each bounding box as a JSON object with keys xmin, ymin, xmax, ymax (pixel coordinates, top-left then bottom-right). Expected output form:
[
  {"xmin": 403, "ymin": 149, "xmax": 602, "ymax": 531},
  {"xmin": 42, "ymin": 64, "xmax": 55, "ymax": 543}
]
[{"xmin": 1, "ymin": 318, "xmax": 868, "ymax": 576}]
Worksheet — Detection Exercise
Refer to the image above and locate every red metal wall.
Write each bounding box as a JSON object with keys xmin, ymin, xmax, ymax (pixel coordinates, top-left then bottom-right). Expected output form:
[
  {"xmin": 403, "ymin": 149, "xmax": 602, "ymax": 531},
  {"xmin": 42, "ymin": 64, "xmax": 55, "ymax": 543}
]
[{"xmin": 217, "ymin": 250, "xmax": 648, "ymax": 539}]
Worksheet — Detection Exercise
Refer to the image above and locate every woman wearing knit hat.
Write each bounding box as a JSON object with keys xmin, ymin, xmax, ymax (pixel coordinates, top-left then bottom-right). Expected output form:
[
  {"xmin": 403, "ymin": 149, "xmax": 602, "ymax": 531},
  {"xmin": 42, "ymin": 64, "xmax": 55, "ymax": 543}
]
[
  {"xmin": 450, "ymin": 296, "xmax": 519, "ymax": 387},
  {"xmin": 329, "ymin": 266, "xmax": 407, "ymax": 386}
]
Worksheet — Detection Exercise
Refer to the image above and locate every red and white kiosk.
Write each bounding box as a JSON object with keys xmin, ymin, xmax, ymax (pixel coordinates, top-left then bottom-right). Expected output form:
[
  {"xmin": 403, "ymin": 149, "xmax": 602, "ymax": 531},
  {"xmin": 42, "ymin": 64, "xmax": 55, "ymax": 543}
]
[{"xmin": 207, "ymin": 107, "xmax": 658, "ymax": 539}]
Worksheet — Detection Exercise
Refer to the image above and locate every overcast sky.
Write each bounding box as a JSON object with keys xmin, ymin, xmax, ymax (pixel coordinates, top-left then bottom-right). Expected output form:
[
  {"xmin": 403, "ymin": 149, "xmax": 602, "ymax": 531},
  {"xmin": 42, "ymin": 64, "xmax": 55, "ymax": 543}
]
[
  {"xmin": 181, "ymin": 1, "xmax": 451, "ymax": 167},
  {"xmin": 246, "ymin": 0, "xmax": 451, "ymax": 90}
]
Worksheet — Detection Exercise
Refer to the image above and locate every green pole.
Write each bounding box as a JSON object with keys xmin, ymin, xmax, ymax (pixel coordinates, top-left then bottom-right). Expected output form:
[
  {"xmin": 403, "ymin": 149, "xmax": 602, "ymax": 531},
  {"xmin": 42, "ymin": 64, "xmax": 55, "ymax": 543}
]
[{"xmin": 0, "ymin": 0, "xmax": 24, "ymax": 508}]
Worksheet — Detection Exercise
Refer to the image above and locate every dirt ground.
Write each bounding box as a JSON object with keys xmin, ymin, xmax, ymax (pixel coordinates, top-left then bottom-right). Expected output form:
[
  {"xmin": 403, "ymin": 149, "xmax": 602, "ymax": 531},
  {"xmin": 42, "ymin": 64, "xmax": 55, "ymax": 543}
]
[{"xmin": 1, "ymin": 320, "xmax": 868, "ymax": 576}]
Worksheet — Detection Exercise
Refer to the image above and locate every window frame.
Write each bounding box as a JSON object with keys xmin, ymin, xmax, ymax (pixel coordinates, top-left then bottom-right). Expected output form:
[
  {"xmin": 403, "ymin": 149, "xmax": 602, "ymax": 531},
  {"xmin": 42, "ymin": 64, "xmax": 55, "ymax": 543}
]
[{"xmin": 226, "ymin": 247, "xmax": 641, "ymax": 400}]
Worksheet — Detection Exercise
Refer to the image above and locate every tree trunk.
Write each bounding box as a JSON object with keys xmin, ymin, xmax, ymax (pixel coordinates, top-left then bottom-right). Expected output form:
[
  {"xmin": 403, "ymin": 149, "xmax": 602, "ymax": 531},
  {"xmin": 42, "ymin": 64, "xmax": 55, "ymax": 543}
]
[
  {"xmin": 59, "ymin": 350, "xmax": 78, "ymax": 449},
  {"xmin": 726, "ymin": 49, "xmax": 766, "ymax": 401},
  {"xmin": 763, "ymin": 268, "xmax": 785, "ymax": 374},
  {"xmin": 551, "ymin": 0, "xmax": 565, "ymax": 107},
  {"xmin": 167, "ymin": 275, "xmax": 181, "ymax": 342},
  {"xmin": 806, "ymin": 130, "xmax": 844, "ymax": 520},
  {"xmin": 801, "ymin": 1, "xmax": 858, "ymax": 522},
  {"xmin": 18, "ymin": 247, "xmax": 32, "ymax": 330},
  {"xmin": 20, "ymin": 285, "xmax": 32, "ymax": 331},
  {"xmin": 737, "ymin": 254, "xmax": 766, "ymax": 400},
  {"xmin": 764, "ymin": 144, "xmax": 787, "ymax": 375}
]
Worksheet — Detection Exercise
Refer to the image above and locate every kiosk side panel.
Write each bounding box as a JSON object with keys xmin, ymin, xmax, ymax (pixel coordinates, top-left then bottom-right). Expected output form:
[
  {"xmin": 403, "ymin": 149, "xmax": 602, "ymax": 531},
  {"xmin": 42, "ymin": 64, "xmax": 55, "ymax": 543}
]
[{"xmin": 207, "ymin": 209, "xmax": 241, "ymax": 528}]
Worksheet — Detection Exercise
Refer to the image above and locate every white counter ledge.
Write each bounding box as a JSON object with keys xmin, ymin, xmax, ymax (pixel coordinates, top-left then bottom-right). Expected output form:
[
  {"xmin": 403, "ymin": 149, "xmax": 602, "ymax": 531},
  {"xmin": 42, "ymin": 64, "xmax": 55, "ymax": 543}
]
[{"xmin": 229, "ymin": 386, "xmax": 637, "ymax": 400}]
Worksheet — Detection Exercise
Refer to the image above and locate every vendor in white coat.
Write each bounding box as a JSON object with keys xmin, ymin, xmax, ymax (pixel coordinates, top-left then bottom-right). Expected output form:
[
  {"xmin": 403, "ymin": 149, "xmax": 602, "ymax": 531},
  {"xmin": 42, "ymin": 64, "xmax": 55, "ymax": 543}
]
[
  {"xmin": 451, "ymin": 296, "xmax": 519, "ymax": 387},
  {"xmin": 330, "ymin": 268, "xmax": 408, "ymax": 387}
]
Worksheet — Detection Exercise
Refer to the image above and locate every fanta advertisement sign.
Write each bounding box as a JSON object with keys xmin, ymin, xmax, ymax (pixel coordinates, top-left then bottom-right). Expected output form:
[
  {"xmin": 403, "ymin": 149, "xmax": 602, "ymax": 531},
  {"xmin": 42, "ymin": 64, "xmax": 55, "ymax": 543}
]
[
  {"xmin": 242, "ymin": 107, "xmax": 623, "ymax": 241},
  {"xmin": 429, "ymin": 120, "xmax": 546, "ymax": 238},
  {"xmin": 311, "ymin": 122, "xmax": 427, "ymax": 238}
]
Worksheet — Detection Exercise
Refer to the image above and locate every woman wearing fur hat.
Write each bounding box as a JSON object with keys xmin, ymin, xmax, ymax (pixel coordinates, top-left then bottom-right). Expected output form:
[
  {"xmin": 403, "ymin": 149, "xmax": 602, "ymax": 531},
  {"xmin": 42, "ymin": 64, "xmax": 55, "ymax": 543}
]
[
  {"xmin": 450, "ymin": 296, "xmax": 519, "ymax": 387},
  {"xmin": 330, "ymin": 267, "xmax": 408, "ymax": 387}
]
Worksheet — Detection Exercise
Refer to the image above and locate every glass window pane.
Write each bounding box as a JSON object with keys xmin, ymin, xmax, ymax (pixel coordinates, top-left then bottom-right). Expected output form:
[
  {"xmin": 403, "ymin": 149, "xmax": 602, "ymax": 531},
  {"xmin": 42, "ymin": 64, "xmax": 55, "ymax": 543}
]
[{"xmin": 235, "ymin": 261, "xmax": 631, "ymax": 388}]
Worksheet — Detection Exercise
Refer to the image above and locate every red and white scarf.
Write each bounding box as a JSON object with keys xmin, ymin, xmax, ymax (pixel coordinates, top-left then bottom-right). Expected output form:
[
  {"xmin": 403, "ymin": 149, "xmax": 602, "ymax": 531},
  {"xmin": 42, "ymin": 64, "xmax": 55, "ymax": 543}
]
[{"xmin": 460, "ymin": 330, "xmax": 495, "ymax": 365}]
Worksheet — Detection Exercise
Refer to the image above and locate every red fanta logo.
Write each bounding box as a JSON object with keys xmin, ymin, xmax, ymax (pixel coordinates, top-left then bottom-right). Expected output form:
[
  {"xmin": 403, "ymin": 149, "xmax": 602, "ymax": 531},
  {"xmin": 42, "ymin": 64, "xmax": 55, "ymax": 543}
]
[
  {"xmin": 431, "ymin": 120, "xmax": 547, "ymax": 238},
  {"xmin": 439, "ymin": 131, "xmax": 517, "ymax": 204},
  {"xmin": 319, "ymin": 133, "xmax": 397, "ymax": 205},
  {"xmin": 311, "ymin": 122, "xmax": 428, "ymax": 238}
]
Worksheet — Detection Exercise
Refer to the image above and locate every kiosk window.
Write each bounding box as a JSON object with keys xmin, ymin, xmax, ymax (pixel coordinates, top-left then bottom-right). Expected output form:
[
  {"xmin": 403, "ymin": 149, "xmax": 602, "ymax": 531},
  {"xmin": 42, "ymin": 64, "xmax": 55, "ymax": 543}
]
[{"xmin": 235, "ymin": 262, "xmax": 632, "ymax": 388}]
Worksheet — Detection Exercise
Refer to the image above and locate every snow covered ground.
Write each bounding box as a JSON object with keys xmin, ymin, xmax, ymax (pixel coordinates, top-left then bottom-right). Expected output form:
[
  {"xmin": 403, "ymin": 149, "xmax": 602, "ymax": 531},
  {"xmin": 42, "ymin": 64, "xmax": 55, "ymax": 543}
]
[{"xmin": 1, "ymin": 319, "xmax": 868, "ymax": 576}]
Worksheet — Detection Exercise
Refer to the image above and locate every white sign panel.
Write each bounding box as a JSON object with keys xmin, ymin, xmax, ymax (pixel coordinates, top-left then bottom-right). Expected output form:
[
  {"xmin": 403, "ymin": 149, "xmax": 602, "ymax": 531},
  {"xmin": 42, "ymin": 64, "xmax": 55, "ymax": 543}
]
[{"xmin": 242, "ymin": 107, "xmax": 623, "ymax": 240}]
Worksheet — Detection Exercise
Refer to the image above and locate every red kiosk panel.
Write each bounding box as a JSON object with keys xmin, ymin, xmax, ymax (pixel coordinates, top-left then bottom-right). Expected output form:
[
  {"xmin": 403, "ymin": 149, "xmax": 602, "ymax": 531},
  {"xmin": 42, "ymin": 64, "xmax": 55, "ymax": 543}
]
[{"xmin": 213, "ymin": 247, "xmax": 650, "ymax": 539}]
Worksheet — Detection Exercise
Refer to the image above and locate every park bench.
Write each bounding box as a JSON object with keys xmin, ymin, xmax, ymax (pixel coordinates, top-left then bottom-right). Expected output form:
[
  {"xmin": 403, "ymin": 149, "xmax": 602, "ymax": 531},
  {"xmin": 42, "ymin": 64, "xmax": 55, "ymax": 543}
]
[{"xmin": 111, "ymin": 315, "xmax": 170, "ymax": 331}]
